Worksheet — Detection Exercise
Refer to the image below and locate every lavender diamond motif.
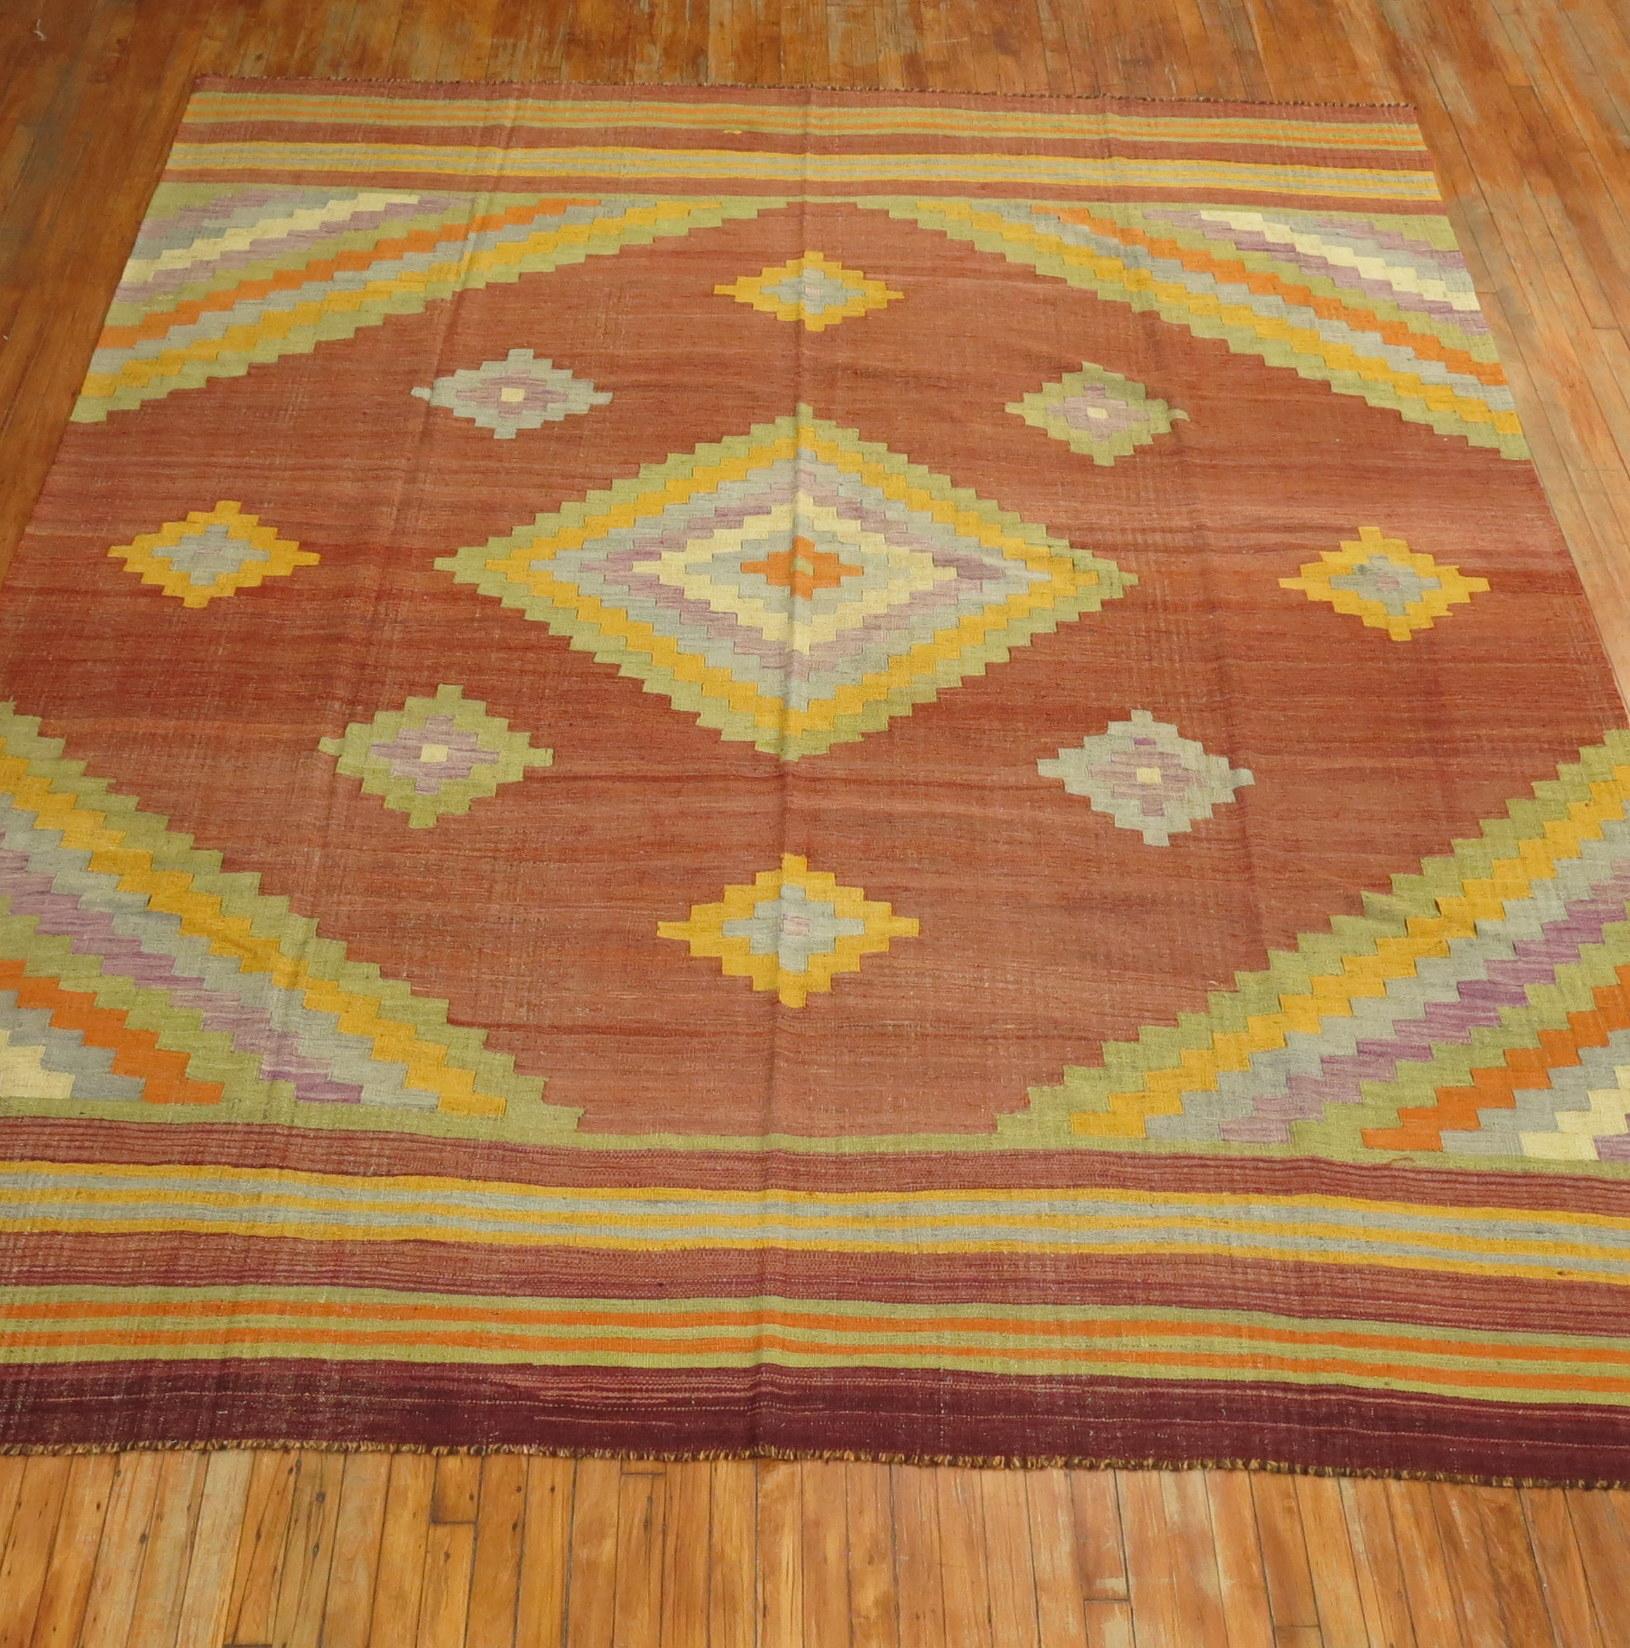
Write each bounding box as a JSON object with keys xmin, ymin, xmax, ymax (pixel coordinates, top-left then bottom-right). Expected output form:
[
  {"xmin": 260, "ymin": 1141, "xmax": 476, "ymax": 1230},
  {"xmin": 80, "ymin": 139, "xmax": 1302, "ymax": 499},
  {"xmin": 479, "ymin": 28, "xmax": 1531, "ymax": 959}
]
[
  {"xmin": 412, "ymin": 348, "xmax": 610, "ymax": 439},
  {"xmin": 1008, "ymin": 361, "xmax": 1186, "ymax": 466},
  {"xmin": 1038, "ymin": 710, "xmax": 1252, "ymax": 845},
  {"xmin": 319, "ymin": 684, "xmax": 552, "ymax": 828}
]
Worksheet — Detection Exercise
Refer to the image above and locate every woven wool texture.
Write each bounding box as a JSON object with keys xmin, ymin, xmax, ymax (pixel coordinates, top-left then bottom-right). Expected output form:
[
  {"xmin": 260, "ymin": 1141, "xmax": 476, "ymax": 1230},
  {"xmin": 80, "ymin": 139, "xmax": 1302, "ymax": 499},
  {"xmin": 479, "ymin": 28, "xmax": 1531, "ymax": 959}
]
[{"xmin": 2, "ymin": 80, "xmax": 1628, "ymax": 1480}]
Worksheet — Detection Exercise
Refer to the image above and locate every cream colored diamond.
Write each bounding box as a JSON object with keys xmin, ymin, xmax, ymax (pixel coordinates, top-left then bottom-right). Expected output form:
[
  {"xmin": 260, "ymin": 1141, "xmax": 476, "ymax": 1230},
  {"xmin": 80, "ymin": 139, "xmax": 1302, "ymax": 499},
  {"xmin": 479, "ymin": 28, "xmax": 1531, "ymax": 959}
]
[{"xmin": 641, "ymin": 497, "xmax": 952, "ymax": 651}]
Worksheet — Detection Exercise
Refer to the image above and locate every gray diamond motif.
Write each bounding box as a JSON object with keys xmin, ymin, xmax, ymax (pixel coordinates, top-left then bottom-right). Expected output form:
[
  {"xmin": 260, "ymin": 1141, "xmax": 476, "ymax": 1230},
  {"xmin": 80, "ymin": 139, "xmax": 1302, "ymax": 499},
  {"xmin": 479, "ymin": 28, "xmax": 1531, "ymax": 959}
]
[
  {"xmin": 412, "ymin": 348, "xmax": 610, "ymax": 439},
  {"xmin": 1038, "ymin": 709, "xmax": 1253, "ymax": 846}
]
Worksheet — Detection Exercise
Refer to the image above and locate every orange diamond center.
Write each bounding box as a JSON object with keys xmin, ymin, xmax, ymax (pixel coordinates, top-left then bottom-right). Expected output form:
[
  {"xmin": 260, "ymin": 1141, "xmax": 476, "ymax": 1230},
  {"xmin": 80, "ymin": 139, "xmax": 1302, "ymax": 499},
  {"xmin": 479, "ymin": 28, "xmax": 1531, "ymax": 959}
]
[{"xmin": 742, "ymin": 536, "xmax": 863, "ymax": 599}]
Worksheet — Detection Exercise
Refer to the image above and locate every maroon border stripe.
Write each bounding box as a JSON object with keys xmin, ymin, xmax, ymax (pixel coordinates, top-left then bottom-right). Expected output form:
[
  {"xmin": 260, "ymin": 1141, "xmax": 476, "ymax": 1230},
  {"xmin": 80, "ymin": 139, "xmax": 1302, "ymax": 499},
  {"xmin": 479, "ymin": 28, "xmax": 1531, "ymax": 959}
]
[
  {"xmin": 3, "ymin": 1360, "xmax": 1624, "ymax": 1483},
  {"xmin": 6, "ymin": 1234, "xmax": 1628, "ymax": 1338}
]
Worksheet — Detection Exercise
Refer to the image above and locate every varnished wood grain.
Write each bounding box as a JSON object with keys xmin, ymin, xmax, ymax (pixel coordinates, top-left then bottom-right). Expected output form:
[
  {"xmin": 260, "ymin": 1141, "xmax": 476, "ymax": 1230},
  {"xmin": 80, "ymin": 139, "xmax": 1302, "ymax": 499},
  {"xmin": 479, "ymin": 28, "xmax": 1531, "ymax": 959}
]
[{"xmin": 2, "ymin": 0, "xmax": 1628, "ymax": 1642}]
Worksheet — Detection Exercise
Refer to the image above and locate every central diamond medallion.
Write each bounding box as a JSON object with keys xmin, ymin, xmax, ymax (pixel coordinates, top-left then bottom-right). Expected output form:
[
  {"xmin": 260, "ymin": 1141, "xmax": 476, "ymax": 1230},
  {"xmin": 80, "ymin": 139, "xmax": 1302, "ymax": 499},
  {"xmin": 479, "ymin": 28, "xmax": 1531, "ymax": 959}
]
[{"xmin": 436, "ymin": 409, "xmax": 1134, "ymax": 759}]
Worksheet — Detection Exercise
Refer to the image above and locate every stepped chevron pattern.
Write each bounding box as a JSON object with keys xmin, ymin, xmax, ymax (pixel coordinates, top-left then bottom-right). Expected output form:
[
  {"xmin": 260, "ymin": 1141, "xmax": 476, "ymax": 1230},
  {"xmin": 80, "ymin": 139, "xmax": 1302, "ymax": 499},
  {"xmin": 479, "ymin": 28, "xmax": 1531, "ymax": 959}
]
[
  {"xmin": 0, "ymin": 703, "xmax": 573, "ymax": 1132},
  {"xmin": 1022, "ymin": 733, "xmax": 1630, "ymax": 1163},
  {"xmin": 884, "ymin": 199, "xmax": 1524, "ymax": 456},
  {"xmin": 1, "ymin": 81, "xmax": 1626, "ymax": 1481},
  {"xmin": 75, "ymin": 188, "xmax": 766, "ymax": 421}
]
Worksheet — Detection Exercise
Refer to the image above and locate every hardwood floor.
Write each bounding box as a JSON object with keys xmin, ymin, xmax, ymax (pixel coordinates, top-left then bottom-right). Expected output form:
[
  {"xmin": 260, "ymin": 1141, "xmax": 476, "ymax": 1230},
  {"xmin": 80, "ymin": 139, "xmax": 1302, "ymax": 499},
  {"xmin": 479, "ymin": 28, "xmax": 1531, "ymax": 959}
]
[{"xmin": 2, "ymin": 0, "xmax": 1629, "ymax": 1641}]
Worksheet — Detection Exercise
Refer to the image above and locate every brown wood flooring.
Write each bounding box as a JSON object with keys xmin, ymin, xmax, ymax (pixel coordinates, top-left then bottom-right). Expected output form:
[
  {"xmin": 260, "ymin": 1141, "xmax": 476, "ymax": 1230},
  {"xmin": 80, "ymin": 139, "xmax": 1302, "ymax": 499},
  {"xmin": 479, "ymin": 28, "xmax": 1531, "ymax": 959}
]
[{"xmin": 2, "ymin": 0, "xmax": 1629, "ymax": 1641}]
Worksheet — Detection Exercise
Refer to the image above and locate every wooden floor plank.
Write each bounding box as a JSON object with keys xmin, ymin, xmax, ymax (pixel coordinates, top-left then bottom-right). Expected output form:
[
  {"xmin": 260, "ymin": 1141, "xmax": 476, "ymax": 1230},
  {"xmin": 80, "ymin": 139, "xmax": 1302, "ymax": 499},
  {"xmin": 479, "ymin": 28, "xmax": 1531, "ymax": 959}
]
[
  {"xmin": 316, "ymin": 1455, "xmax": 391, "ymax": 1648},
  {"xmin": 1114, "ymin": 1472, "xmax": 1181, "ymax": 1648},
  {"xmin": 1024, "ymin": 1470, "xmax": 1089, "ymax": 1647},
  {"xmin": 1248, "ymin": 1475, "xmax": 1320, "ymax": 1636},
  {"xmin": 979, "ymin": 1471, "xmax": 1040, "ymax": 1648},
  {"xmin": 658, "ymin": 1465, "xmax": 712, "ymax": 1648},
  {"xmin": 1430, "ymin": 1485, "xmax": 1511, "ymax": 1647},
  {"xmin": 23, "ymin": 1456, "xmax": 116, "ymax": 1648},
  {"xmin": 366, "ymin": 1455, "xmax": 436, "ymax": 1648},
  {"xmin": 706, "ymin": 1462, "xmax": 757, "ymax": 1648},
  {"xmin": 1081, "ymin": 1599, "xmax": 1135, "ymax": 1648},
  {"xmin": 429, "ymin": 1456, "xmax": 482, "ymax": 1526},
  {"xmin": 270, "ymin": 1451, "xmax": 345, "ymax": 1648},
  {"xmin": 516, "ymin": 1458, "xmax": 575, "ymax": 1648},
  {"xmin": 1068, "ymin": 1470, "xmax": 1128, "ymax": 1603},
  {"xmin": 756, "ymin": 1461, "xmax": 805, "ymax": 1648},
  {"xmin": 1384, "ymin": 1482, "xmax": 1466, "ymax": 1648},
  {"xmin": 890, "ymin": 1467, "xmax": 946, "ymax": 1648},
  {"xmin": 1561, "ymin": 1491, "xmax": 1630, "ymax": 1640},
  {"xmin": 222, "ymin": 1450, "xmax": 300, "ymax": 1648},
  {"xmin": 801, "ymin": 1464, "xmax": 852, "ymax": 1648},
  {"xmin": 465, "ymin": 1456, "xmax": 527, "ymax": 1648},
  {"xmin": 1159, "ymin": 1471, "xmax": 1230, "ymax": 1648},
  {"xmin": 1520, "ymin": 1488, "xmax": 1605, "ymax": 1648},
  {"xmin": 413, "ymin": 1522, "xmax": 475, "ymax": 1648},
  {"xmin": 563, "ymin": 1460, "xmax": 621, "ymax": 1648},
  {"xmin": 0, "ymin": 1458, "xmax": 71, "ymax": 1648},
  {"xmin": 1204, "ymin": 1471, "xmax": 1274, "ymax": 1648},
  {"xmin": 126, "ymin": 1454, "xmax": 207, "ymax": 1648},
  {"xmin": 610, "ymin": 1470, "xmax": 666, "ymax": 1648},
  {"xmin": 933, "ymin": 1468, "xmax": 994, "ymax": 1648},
  {"xmin": 1293, "ymin": 1476, "xmax": 1369, "ymax": 1648},
  {"xmin": 1336, "ymin": 1479, "xmax": 1416, "ymax": 1648},
  {"xmin": 77, "ymin": 1456, "xmax": 165, "ymax": 1648},
  {"xmin": 1476, "ymin": 1487, "xmax": 1560, "ymax": 1648},
  {"xmin": 845, "ymin": 1464, "xmax": 899, "ymax": 1648}
]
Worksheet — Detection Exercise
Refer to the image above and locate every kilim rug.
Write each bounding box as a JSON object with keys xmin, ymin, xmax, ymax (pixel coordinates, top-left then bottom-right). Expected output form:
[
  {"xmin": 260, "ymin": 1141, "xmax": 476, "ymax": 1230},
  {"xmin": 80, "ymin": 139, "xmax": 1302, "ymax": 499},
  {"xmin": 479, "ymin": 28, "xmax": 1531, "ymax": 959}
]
[{"xmin": 2, "ymin": 79, "xmax": 1629, "ymax": 1483}]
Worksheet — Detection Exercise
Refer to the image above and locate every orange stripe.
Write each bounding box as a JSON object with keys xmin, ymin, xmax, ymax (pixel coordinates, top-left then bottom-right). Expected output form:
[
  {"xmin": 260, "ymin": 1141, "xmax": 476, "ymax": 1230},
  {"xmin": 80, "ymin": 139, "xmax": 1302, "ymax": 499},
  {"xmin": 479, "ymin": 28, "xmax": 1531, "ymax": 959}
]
[
  {"xmin": 4, "ymin": 1324, "xmax": 1627, "ymax": 1395},
  {"xmin": 97, "ymin": 196, "xmax": 598, "ymax": 349},
  {"xmin": 5, "ymin": 1297, "xmax": 1627, "ymax": 1369},
  {"xmin": 1048, "ymin": 204, "xmax": 1506, "ymax": 388},
  {"xmin": 1366, "ymin": 965, "xmax": 1630, "ymax": 1150},
  {"xmin": 0, "ymin": 957, "xmax": 222, "ymax": 1106}
]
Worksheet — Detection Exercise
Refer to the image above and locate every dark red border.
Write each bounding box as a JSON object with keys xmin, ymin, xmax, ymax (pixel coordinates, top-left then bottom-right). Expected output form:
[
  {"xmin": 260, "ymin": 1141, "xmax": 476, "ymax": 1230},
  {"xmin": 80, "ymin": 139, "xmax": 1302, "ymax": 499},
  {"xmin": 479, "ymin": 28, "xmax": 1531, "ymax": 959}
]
[{"xmin": 4, "ymin": 1360, "xmax": 1626, "ymax": 1484}]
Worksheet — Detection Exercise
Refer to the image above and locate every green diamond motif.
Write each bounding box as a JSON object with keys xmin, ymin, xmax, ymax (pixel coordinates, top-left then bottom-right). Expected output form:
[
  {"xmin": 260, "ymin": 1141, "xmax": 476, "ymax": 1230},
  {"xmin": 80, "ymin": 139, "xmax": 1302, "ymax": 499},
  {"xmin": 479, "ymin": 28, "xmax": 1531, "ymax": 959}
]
[
  {"xmin": 318, "ymin": 684, "xmax": 552, "ymax": 828},
  {"xmin": 1008, "ymin": 361, "xmax": 1187, "ymax": 465}
]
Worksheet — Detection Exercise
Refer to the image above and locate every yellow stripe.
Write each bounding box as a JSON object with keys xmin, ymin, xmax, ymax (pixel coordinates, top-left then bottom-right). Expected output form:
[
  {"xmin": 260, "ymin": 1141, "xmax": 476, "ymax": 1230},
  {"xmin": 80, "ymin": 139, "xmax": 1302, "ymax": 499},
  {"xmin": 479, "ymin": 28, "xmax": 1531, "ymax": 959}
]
[
  {"xmin": 161, "ymin": 142, "xmax": 1442, "ymax": 199},
  {"xmin": 3, "ymin": 1213, "xmax": 1623, "ymax": 1285},
  {"xmin": 13, "ymin": 1156, "xmax": 1626, "ymax": 1229},
  {"xmin": 11, "ymin": 1189, "xmax": 1624, "ymax": 1267},
  {"xmin": 9, "ymin": 1160, "xmax": 1630, "ymax": 1281},
  {"xmin": 181, "ymin": 94, "xmax": 1429, "ymax": 151}
]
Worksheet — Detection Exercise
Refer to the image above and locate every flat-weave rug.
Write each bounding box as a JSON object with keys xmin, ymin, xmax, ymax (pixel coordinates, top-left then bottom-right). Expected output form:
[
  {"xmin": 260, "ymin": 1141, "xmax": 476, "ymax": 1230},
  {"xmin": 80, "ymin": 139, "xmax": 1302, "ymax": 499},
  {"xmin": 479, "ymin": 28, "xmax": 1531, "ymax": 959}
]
[{"xmin": 3, "ymin": 80, "xmax": 1628, "ymax": 1482}]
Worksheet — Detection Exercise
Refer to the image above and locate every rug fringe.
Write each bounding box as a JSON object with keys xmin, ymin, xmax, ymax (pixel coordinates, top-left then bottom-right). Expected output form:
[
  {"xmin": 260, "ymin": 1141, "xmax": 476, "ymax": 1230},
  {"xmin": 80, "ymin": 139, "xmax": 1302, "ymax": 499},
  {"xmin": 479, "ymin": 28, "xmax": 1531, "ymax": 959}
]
[{"xmin": 0, "ymin": 1435, "xmax": 1622, "ymax": 1490}]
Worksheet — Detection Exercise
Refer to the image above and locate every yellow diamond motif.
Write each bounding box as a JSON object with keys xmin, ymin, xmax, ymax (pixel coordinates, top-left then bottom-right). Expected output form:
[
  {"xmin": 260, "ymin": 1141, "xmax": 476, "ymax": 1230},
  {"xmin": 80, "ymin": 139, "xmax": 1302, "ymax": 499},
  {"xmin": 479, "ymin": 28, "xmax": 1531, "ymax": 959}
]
[
  {"xmin": 715, "ymin": 251, "xmax": 902, "ymax": 332},
  {"xmin": 658, "ymin": 854, "xmax": 918, "ymax": 1008},
  {"xmin": 107, "ymin": 500, "xmax": 317, "ymax": 608},
  {"xmin": 1279, "ymin": 525, "xmax": 1489, "ymax": 641}
]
